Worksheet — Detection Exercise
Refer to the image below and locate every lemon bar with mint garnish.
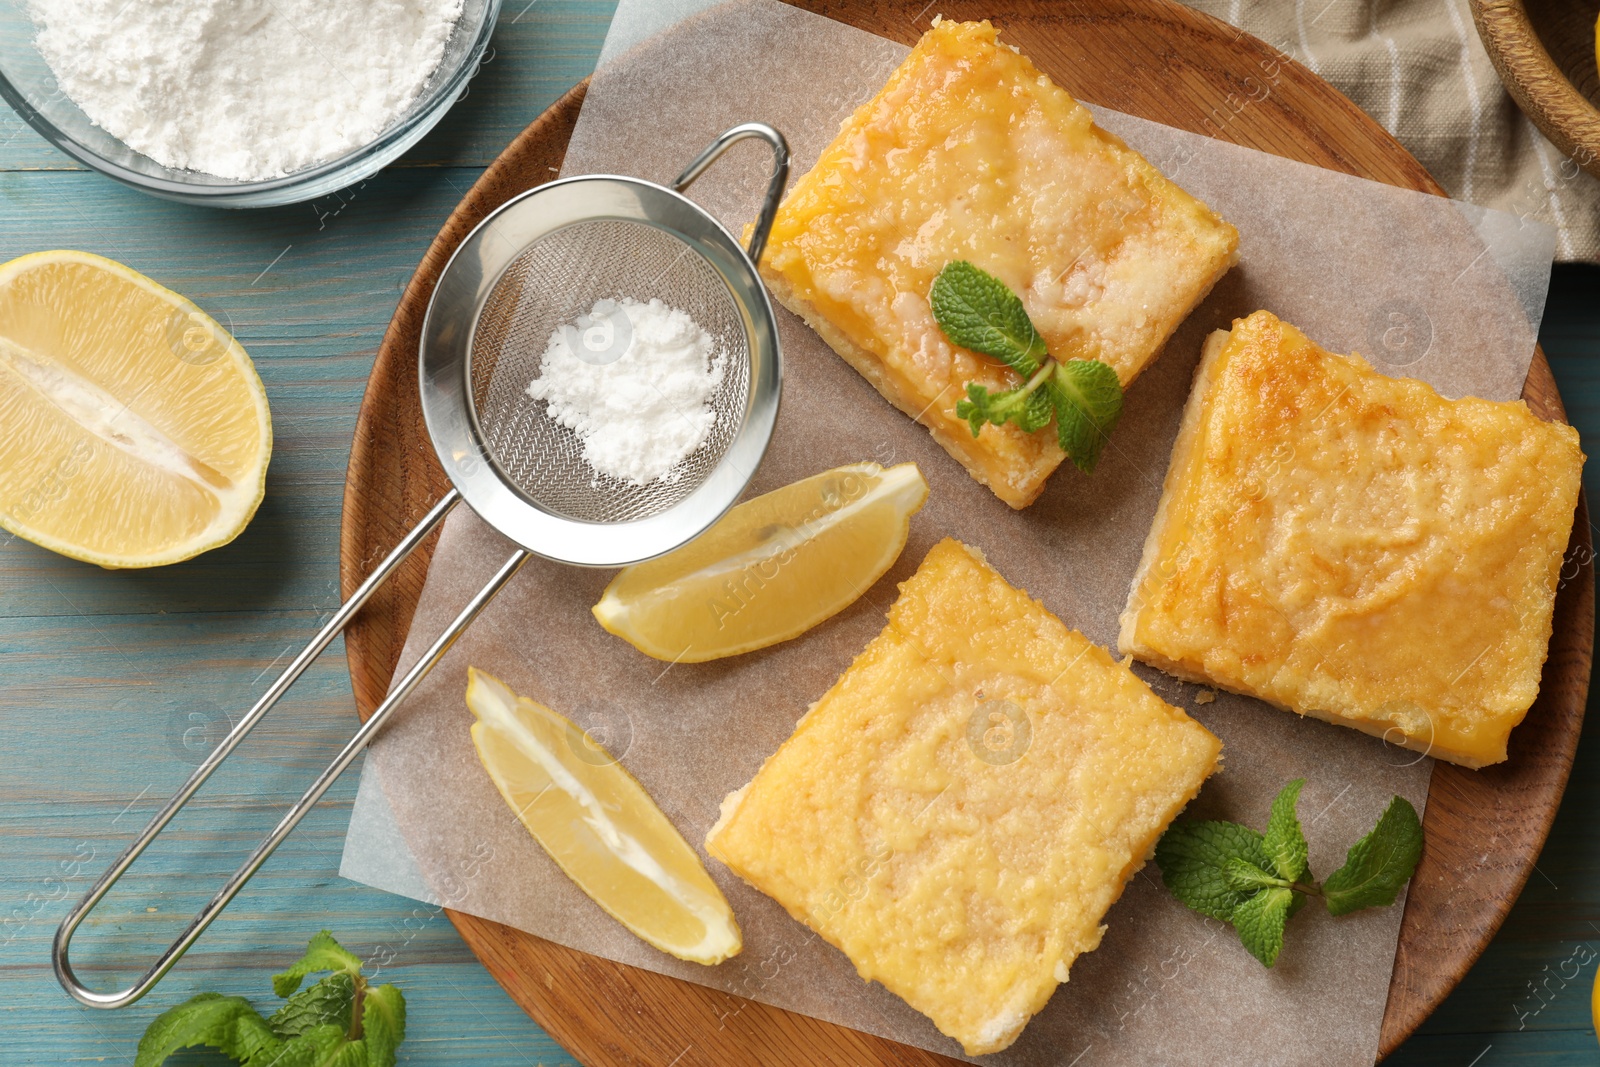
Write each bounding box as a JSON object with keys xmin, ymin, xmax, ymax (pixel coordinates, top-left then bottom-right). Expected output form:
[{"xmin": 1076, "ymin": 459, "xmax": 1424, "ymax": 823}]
[{"xmin": 756, "ymin": 19, "xmax": 1238, "ymax": 507}]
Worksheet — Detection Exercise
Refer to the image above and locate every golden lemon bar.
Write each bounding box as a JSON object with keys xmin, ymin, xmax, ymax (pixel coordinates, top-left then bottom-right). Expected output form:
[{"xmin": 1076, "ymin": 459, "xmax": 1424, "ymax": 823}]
[
  {"xmin": 758, "ymin": 19, "xmax": 1238, "ymax": 508},
  {"xmin": 1120, "ymin": 310, "xmax": 1585, "ymax": 769},
  {"xmin": 706, "ymin": 539, "xmax": 1221, "ymax": 1055}
]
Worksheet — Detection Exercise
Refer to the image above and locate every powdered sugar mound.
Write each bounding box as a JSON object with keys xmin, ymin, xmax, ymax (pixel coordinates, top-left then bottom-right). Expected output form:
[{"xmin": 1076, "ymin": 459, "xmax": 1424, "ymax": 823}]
[
  {"xmin": 527, "ymin": 298, "xmax": 726, "ymax": 487},
  {"xmin": 29, "ymin": 0, "xmax": 465, "ymax": 181}
]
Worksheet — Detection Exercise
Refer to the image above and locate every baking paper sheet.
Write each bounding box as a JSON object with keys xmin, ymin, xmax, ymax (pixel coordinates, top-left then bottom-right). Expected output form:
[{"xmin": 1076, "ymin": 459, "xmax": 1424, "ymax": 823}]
[{"xmin": 340, "ymin": 3, "xmax": 1557, "ymax": 1063}]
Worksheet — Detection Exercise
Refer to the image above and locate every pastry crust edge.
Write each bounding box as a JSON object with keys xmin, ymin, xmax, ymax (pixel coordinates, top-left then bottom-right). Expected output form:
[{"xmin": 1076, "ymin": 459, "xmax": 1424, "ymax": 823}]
[{"xmin": 1117, "ymin": 327, "xmax": 1229, "ymax": 658}]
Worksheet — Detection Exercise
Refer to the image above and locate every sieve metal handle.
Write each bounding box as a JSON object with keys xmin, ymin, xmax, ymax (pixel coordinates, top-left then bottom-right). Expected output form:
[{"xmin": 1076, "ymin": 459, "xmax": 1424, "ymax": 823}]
[
  {"xmin": 671, "ymin": 122, "xmax": 790, "ymax": 264},
  {"xmin": 53, "ymin": 490, "xmax": 533, "ymax": 1009}
]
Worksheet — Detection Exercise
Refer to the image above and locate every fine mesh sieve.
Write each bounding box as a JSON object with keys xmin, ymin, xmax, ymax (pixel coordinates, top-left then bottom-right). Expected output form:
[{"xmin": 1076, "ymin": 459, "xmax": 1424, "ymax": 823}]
[
  {"xmin": 419, "ymin": 124, "xmax": 786, "ymax": 567},
  {"xmin": 54, "ymin": 123, "xmax": 789, "ymax": 1010}
]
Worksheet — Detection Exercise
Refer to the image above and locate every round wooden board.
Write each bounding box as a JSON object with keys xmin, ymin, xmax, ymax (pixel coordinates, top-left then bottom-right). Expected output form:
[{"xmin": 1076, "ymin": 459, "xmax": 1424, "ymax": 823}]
[{"xmin": 340, "ymin": 2, "xmax": 1596, "ymax": 1063}]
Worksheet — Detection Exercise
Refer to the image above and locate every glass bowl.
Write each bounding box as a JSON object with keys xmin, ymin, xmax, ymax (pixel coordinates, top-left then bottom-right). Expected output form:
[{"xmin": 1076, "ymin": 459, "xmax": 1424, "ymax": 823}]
[{"xmin": 0, "ymin": 0, "xmax": 501, "ymax": 208}]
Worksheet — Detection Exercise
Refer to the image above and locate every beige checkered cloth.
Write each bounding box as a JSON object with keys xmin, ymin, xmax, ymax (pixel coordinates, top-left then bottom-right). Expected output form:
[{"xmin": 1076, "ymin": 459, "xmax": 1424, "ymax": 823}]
[{"xmin": 1182, "ymin": 0, "xmax": 1600, "ymax": 261}]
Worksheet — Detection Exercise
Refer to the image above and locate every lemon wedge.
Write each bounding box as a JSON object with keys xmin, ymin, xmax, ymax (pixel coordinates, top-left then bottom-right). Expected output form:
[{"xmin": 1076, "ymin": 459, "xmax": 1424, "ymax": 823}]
[
  {"xmin": 0, "ymin": 250, "xmax": 270, "ymax": 568},
  {"xmin": 594, "ymin": 461, "xmax": 929, "ymax": 662},
  {"xmin": 465, "ymin": 668, "xmax": 741, "ymax": 965}
]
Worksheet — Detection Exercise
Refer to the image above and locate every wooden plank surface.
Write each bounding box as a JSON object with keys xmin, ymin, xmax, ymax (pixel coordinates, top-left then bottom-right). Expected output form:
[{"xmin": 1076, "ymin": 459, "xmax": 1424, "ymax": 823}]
[
  {"xmin": 0, "ymin": 2, "xmax": 1596, "ymax": 1064},
  {"xmin": 0, "ymin": 6, "xmax": 607, "ymax": 1065}
]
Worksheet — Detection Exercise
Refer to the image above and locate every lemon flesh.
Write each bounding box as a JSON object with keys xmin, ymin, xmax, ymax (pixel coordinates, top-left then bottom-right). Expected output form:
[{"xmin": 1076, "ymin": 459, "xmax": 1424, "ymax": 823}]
[
  {"xmin": 593, "ymin": 461, "xmax": 929, "ymax": 662},
  {"xmin": 465, "ymin": 668, "xmax": 742, "ymax": 965},
  {"xmin": 0, "ymin": 250, "xmax": 270, "ymax": 568}
]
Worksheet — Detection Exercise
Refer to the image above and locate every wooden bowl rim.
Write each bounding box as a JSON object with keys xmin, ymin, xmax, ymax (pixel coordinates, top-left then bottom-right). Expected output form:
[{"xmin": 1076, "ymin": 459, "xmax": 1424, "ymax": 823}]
[{"xmin": 1470, "ymin": 0, "xmax": 1600, "ymax": 179}]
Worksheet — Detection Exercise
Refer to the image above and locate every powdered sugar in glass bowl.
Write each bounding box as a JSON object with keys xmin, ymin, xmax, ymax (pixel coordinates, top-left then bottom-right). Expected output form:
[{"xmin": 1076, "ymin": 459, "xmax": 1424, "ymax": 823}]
[{"xmin": 0, "ymin": 0, "xmax": 500, "ymax": 208}]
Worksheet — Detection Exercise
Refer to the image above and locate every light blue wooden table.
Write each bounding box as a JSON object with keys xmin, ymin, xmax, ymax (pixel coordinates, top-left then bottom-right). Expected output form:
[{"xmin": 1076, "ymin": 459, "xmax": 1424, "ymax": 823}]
[{"xmin": 2, "ymin": 3, "xmax": 1596, "ymax": 1064}]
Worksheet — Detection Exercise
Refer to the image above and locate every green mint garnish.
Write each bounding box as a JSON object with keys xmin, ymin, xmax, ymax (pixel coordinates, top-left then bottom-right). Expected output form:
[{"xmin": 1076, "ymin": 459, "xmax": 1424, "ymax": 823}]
[
  {"xmin": 1156, "ymin": 780, "xmax": 1423, "ymax": 968},
  {"xmin": 930, "ymin": 260, "xmax": 1123, "ymax": 474},
  {"xmin": 928, "ymin": 259, "xmax": 1048, "ymax": 376},
  {"xmin": 1262, "ymin": 777, "xmax": 1310, "ymax": 883},
  {"xmin": 1231, "ymin": 885, "xmax": 1296, "ymax": 967},
  {"xmin": 136, "ymin": 930, "xmax": 406, "ymax": 1067},
  {"xmin": 1322, "ymin": 795, "xmax": 1425, "ymax": 916},
  {"xmin": 133, "ymin": 994, "xmax": 281, "ymax": 1067},
  {"xmin": 1048, "ymin": 358, "xmax": 1123, "ymax": 473}
]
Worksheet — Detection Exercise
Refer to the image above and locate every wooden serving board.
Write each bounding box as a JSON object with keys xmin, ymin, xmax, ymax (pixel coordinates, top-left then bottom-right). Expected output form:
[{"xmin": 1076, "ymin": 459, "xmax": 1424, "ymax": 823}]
[{"xmin": 340, "ymin": 1, "xmax": 1595, "ymax": 1062}]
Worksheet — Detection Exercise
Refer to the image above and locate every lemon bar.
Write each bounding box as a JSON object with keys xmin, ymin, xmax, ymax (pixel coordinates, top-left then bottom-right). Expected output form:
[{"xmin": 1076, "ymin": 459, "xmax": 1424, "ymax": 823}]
[
  {"xmin": 1120, "ymin": 311, "xmax": 1585, "ymax": 769},
  {"xmin": 706, "ymin": 539, "xmax": 1221, "ymax": 1055},
  {"xmin": 758, "ymin": 19, "xmax": 1238, "ymax": 508}
]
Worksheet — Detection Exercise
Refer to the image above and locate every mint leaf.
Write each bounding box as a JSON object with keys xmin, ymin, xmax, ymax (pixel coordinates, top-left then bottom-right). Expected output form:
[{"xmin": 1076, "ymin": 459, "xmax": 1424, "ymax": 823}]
[
  {"xmin": 929, "ymin": 261, "xmax": 1046, "ymax": 376},
  {"xmin": 1048, "ymin": 359, "xmax": 1123, "ymax": 474},
  {"xmin": 134, "ymin": 992, "xmax": 282, "ymax": 1067},
  {"xmin": 1223, "ymin": 856, "xmax": 1291, "ymax": 894},
  {"xmin": 1155, "ymin": 820, "xmax": 1274, "ymax": 922},
  {"xmin": 1232, "ymin": 886, "xmax": 1294, "ymax": 967},
  {"xmin": 1262, "ymin": 778, "xmax": 1310, "ymax": 883},
  {"xmin": 1322, "ymin": 795, "xmax": 1424, "ymax": 916},
  {"xmin": 955, "ymin": 380, "xmax": 1053, "ymax": 437},
  {"xmin": 265, "ymin": 1023, "xmax": 363, "ymax": 1067},
  {"xmin": 269, "ymin": 972, "xmax": 357, "ymax": 1039},
  {"xmin": 360, "ymin": 984, "xmax": 408, "ymax": 1067},
  {"xmin": 273, "ymin": 930, "xmax": 364, "ymax": 998},
  {"xmin": 258, "ymin": 985, "xmax": 403, "ymax": 1067}
]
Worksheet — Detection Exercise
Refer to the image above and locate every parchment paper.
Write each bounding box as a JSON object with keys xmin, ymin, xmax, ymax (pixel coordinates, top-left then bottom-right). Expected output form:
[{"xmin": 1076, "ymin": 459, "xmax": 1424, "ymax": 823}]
[{"xmin": 340, "ymin": 3, "xmax": 1557, "ymax": 1063}]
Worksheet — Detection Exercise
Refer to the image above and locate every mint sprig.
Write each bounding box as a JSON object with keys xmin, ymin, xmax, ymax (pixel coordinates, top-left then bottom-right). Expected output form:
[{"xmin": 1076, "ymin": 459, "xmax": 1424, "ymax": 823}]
[
  {"xmin": 135, "ymin": 930, "xmax": 406, "ymax": 1067},
  {"xmin": 1156, "ymin": 780, "xmax": 1423, "ymax": 967},
  {"xmin": 930, "ymin": 260, "xmax": 1123, "ymax": 474}
]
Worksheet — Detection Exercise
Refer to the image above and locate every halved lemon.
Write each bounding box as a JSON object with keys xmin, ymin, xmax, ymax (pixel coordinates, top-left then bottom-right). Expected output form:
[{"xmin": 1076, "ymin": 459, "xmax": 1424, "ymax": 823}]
[
  {"xmin": 466, "ymin": 668, "xmax": 741, "ymax": 965},
  {"xmin": 0, "ymin": 250, "xmax": 270, "ymax": 568},
  {"xmin": 593, "ymin": 461, "xmax": 929, "ymax": 662}
]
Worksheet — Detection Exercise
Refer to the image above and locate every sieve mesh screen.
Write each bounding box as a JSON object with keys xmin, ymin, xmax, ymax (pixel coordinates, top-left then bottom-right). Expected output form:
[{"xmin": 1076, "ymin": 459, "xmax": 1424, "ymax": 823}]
[{"xmin": 468, "ymin": 219, "xmax": 751, "ymax": 524}]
